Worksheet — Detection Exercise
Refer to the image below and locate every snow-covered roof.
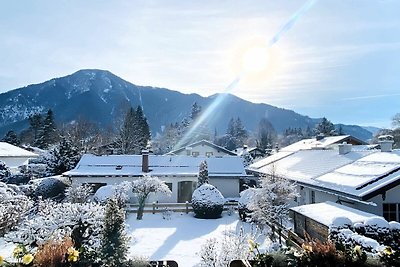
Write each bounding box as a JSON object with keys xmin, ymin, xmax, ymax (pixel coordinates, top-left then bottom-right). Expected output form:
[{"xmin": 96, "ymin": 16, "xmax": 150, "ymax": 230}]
[
  {"xmin": 281, "ymin": 135, "xmax": 366, "ymax": 152},
  {"xmin": 166, "ymin": 140, "xmax": 237, "ymax": 156},
  {"xmin": 0, "ymin": 142, "xmax": 38, "ymax": 158},
  {"xmin": 65, "ymin": 154, "xmax": 247, "ymax": 178},
  {"xmin": 290, "ymin": 201, "xmax": 379, "ymax": 226},
  {"xmin": 248, "ymin": 147, "xmax": 400, "ymax": 201}
]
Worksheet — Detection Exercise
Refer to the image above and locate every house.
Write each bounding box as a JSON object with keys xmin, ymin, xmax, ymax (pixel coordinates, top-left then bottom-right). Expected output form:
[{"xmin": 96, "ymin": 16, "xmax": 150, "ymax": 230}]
[
  {"xmin": 166, "ymin": 139, "xmax": 237, "ymax": 157},
  {"xmin": 64, "ymin": 151, "xmax": 249, "ymax": 203},
  {"xmin": 234, "ymin": 146, "xmax": 266, "ymax": 159},
  {"xmin": 281, "ymin": 135, "xmax": 367, "ymax": 152},
  {"xmin": 247, "ymin": 139, "xmax": 400, "ymax": 222},
  {"xmin": 290, "ymin": 201, "xmax": 379, "ymax": 241},
  {"xmin": 0, "ymin": 142, "xmax": 39, "ymax": 172}
]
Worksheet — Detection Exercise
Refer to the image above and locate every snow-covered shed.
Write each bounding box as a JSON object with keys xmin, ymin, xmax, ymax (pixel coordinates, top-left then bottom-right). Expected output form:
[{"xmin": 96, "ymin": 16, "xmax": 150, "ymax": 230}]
[
  {"xmin": 0, "ymin": 142, "xmax": 38, "ymax": 172},
  {"xmin": 248, "ymin": 141, "xmax": 400, "ymax": 222},
  {"xmin": 290, "ymin": 201, "xmax": 379, "ymax": 241},
  {"xmin": 64, "ymin": 153, "xmax": 248, "ymax": 203},
  {"xmin": 166, "ymin": 139, "xmax": 237, "ymax": 157}
]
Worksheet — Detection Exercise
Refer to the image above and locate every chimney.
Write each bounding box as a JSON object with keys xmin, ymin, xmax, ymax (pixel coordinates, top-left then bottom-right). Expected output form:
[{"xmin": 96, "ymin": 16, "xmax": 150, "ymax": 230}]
[
  {"xmin": 141, "ymin": 150, "xmax": 149, "ymax": 172},
  {"xmin": 378, "ymin": 135, "xmax": 394, "ymax": 152},
  {"xmin": 338, "ymin": 142, "xmax": 352, "ymax": 155}
]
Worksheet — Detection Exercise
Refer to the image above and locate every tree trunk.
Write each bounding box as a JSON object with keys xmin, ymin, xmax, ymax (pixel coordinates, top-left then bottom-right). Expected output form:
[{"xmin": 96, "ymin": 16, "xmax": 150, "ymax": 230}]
[{"xmin": 136, "ymin": 198, "xmax": 146, "ymax": 220}]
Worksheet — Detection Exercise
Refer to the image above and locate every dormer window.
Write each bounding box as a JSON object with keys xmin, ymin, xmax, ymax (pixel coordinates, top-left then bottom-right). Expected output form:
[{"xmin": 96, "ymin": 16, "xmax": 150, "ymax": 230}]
[{"xmin": 116, "ymin": 165, "xmax": 123, "ymax": 170}]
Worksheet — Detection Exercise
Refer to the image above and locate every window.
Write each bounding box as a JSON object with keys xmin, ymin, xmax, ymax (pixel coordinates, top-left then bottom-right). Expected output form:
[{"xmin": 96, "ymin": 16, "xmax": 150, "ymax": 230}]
[
  {"xmin": 166, "ymin": 183, "xmax": 173, "ymax": 192},
  {"xmin": 191, "ymin": 151, "xmax": 200, "ymax": 157},
  {"xmin": 383, "ymin": 203, "xmax": 398, "ymax": 221},
  {"xmin": 311, "ymin": 190, "xmax": 315, "ymax": 204},
  {"xmin": 205, "ymin": 152, "xmax": 213, "ymax": 157}
]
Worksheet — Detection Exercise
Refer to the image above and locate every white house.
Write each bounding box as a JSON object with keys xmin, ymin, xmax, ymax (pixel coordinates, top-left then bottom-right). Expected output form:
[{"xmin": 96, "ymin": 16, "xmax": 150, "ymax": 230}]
[
  {"xmin": 166, "ymin": 139, "xmax": 237, "ymax": 157},
  {"xmin": 281, "ymin": 135, "xmax": 367, "ymax": 152},
  {"xmin": 64, "ymin": 152, "xmax": 249, "ymax": 203},
  {"xmin": 0, "ymin": 142, "xmax": 38, "ymax": 172},
  {"xmin": 247, "ymin": 139, "xmax": 400, "ymax": 222}
]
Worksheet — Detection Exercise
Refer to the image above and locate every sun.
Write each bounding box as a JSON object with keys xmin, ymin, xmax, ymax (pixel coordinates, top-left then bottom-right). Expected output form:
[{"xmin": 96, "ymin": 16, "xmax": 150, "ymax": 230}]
[{"xmin": 241, "ymin": 45, "xmax": 270, "ymax": 74}]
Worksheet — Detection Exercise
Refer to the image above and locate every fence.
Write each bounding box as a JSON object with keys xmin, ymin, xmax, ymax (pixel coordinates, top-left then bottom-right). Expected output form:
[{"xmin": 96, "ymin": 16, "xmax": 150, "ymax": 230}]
[{"xmin": 126, "ymin": 201, "xmax": 238, "ymax": 214}]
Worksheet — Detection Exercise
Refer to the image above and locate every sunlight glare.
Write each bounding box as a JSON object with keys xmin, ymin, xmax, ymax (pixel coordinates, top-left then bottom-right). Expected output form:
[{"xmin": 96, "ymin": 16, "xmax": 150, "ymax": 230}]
[{"xmin": 242, "ymin": 45, "xmax": 270, "ymax": 74}]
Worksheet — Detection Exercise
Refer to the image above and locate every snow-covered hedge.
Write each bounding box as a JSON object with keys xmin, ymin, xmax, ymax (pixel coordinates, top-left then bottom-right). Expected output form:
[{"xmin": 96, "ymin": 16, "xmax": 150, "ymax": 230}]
[
  {"xmin": 5, "ymin": 200, "xmax": 104, "ymax": 248},
  {"xmin": 0, "ymin": 182, "xmax": 33, "ymax": 236},
  {"xmin": 192, "ymin": 184, "xmax": 224, "ymax": 219},
  {"xmin": 31, "ymin": 177, "xmax": 69, "ymax": 199}
]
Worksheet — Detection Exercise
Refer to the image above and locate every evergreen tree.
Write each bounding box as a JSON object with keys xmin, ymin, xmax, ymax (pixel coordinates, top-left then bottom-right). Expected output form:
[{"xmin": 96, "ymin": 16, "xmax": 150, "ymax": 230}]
[
  {"xmin": 28, "ymin": 113, "xmax": 43, "ymax": 145},
  {"xmin": 2, "ymin": 130, "xmax": 20, "ymax": 146},
  {"xmin": 226, "ymin": 118, "xmax": 236, "ymax": 137},
  {"xmin": 315, "ymin": 117, "xmax": 335, "ymax": 136},
  {"xmin": 136, "ymin": 105, "xmax": 151, "ymax": 151},
  {"xmin": 190, "ymin": 102, "xmax": 202, "ymax": 121},
  {"xmin": 0, "ymin": 160, "xmax": 11, "ymax": 181},
  {"xmin": 46, "ymin": 139, "xmax": 81, "ymax": 175},
  {"xmin": 305, "ymin": 126, "xmax": 313, "ymax": 138},
  {"xmin": 198, "ymin": 160, "xmax": 209, "ymax": 187},
  {"xmin": 257, "ymin": 118, "xmax": 276, "ymax": 151},
  {"xmin": 100, "ymin": 198, "xmax": 129, "ymax": 267},
  {"xmin": 234, "ymin": 117, "xmax": 248, "ymax": 147},
  {"xmin": 37, "ymin": 109, "xmax": 58, "ymax": 149}
]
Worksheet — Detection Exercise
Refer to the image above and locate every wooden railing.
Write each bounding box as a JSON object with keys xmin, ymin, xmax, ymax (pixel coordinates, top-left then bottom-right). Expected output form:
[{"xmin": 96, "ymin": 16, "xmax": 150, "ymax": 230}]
[{"xmin": 126, "ymin": 201, "xmax": 238, "ymax": 214}]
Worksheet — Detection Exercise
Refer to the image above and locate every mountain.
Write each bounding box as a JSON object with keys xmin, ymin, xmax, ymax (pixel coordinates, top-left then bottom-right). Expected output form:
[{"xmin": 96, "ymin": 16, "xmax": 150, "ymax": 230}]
[{"xmin": 0, "ymin": 69, "xmax": 373, "ymax": 141}]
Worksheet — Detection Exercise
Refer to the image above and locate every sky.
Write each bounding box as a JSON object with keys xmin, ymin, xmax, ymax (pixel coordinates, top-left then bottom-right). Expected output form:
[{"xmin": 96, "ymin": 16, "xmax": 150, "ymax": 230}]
[{"xmin": 1, "ymin": 0, "xmax": 399, "ymax": 128}]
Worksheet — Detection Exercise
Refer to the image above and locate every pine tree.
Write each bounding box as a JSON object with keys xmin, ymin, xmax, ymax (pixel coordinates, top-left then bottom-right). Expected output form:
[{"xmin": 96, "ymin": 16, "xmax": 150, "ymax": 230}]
[
  {"xmin": 226, "ymin": 118, "xmax": 236, "ymax": 137},
  {"xmin": 234, "ymin": 117, "xmax": 248, "ymax": 147},
  {"xmin": 136, "ymin": 106, "xmax": 151, "ymax": 151},
  {"xmin": 37, "ymin": 109, "xmax": 58, "ymax": 149},
  {"xmin": 315, "ymin": 117, "xmax": 335, "ymax": 136},
  {"xmin": 257, "ymin": 118, "xmax": 276, "ymax": 151},
  {"xmin": 190, "ymin": 102, "xmax": 202, "ymax": 121},
  {"xmin": 2, "ymin": 130, "xmax": 20, "ymax": 146},
  {"xmin": 28, "ymin": 113, "xmax": 43, "ymax": 145},
  {"xmin": 198, "ymin": 160, "xmax": 209, "ymax": 187},
  {"xmin": 46, "ymin": 139, "xmax": 81, "ymax": 175},
  {"xmin": 100, "ymin": 198, "xmax": 129, "ymax": 267}
]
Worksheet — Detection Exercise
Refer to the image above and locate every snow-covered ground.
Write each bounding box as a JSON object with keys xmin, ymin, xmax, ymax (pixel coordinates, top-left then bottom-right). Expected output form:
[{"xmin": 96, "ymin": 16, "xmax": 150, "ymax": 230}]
[
  {"xmin": 127, "ymin": 212, "xmax": 254, "ymax": 267},
  {"xmin": 0, "ymin": 212, "xmax": 268, "ymax": 267}
]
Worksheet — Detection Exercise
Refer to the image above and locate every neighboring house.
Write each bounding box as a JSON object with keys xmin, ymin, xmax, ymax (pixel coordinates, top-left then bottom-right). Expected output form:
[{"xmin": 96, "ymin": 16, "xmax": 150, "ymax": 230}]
[
  {"xmin": 0, "ymin": 142, "xmax": 39, "ymax": 172},
  {"xmin": 281, "ymin": 135, "xmax": 367, "ymax": 152},
  {"xmin": 234, "ymin": 146, "xmax": 266, "ymax": 159},
  {"xmin": 64, "ymin": 152, "xmax": 249, "ymax": 203},
  {"xmin": 247, "ymin": 139, "xmax": 400, "ymax": 222},
  {"xmin": 167, "ymin": 139, "xmax": 237, "ymax": 157}
]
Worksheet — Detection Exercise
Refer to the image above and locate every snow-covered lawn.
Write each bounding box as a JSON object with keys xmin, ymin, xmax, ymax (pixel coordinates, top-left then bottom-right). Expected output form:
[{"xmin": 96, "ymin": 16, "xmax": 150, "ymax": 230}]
[
  {"xmin": 127, "ymin": 212, "xmax": 249, "ymax": 267},
  {"xmin": 0, "ymin": 211, "xmax": 267, "ymax": 267}
]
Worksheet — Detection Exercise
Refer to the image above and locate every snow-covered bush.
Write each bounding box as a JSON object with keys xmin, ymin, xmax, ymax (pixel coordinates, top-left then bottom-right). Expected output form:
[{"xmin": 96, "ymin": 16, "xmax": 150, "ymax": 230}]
[
  {"xmin": 5, "ymin": 199, "xmax": 104, "ymax": 248},
  {"xmin": 0, "ymin": 160, "xmax": 11, "ymax": 181},
  {"xmin": 32, "ymin": 177, "xmax": 69, "ymax": 200},
  {"xmin": 364, "ymin": 217, "xmax": 390, "ymax": 244},
  {"xmin": 0, "ymin": 182, "xmax": 33, "ymax": 236},
  {"xmin": 65, "ymin": 183, "xmax": 93, "ymax": 203},
  {"xmin": 94, "ymin": 182, "xmax": 132, "ymax": 207},
  {"xmin": 238, "ymin": 188, "xmax": 256, "ymax": 221},
  {"xmin": 192, "ymin": 184, "xmax": 224, "ymax": 219}
]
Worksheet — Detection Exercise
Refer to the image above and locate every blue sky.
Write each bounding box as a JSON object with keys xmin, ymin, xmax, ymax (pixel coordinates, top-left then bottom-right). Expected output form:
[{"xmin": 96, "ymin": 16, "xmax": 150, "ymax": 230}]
[{"xmin": 1, "ymin": 0, "xmax": 399, "ymax": 128}]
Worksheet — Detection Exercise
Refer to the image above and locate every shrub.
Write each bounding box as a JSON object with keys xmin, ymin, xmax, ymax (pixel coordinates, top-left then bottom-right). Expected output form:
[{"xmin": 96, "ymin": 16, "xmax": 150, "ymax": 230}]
[
  {"xmin": 33, "ymin": 237, "xmax": 74, "ymax": 267},
  {"xmin": 192, "ymin": 184, "xmax": 224, "ymax": 219},
  {"xmin": 238, "ymin": 188, "xmax": 256, "ymax": 222},
  {"xmin": 32, "ymin": 177, "xmax": 68, "ymax": 200}
]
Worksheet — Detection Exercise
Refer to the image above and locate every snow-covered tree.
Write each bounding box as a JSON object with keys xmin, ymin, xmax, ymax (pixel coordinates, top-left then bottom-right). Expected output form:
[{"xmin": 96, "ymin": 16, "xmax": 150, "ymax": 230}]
[
  {"xmin": 248, "ymin": 165, "xmax": 298, "ymax": 225},
  {"xmin": 0, "ymin": 160, "xmax": 11, "ymax": 182},
  {"xmin": 257, "ymin": 118, "xmax": 276, "ymax": 151},
  {"xmin": 5, "ymin": 200, "xmax": 104, "ymax": 248},
  {"xmin": 315, "ymin": 117, "xmax": 335, "ymax": 136},
  {"xmin": 1, "ymin": 130, "xmax": 20, "ymax": 146},
  {"xmin": 94, "ymin": 182, "xmax": 131, "ymax": 207},
  {"xmin": 36, "ymin": 109, "xmax": 58, "ymax": 149},
  {"xmin": 100, "ymin": 198, "xmax": 129, "ymax": 267},
  {"xmin": 192, "ymin": 184, "xmax": 224, "ymax": 219},
  {"xmin": 198, "ymin": 160, "xmax": 209, "ymax": 187},
  {"xmin": 131, "ymin": 176, "xmax": 171, "ymax": 220},
  {"xmin": 241, "ymin": 148, "xmax": 254, "ymax": 168},
  {"xmin": 65, "ymin": 183, "xmax": 93, "ymax": 203},
  {"xmin": 45, "ymin": 139, "xmax": 81, "ymax": 175}
]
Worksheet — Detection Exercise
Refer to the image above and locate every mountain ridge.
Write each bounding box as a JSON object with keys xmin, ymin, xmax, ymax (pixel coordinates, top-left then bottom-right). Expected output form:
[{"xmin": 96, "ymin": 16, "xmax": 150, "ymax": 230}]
[{"xmin": 0, "ymin": 69, "xmax": 373, "ymax": 141}]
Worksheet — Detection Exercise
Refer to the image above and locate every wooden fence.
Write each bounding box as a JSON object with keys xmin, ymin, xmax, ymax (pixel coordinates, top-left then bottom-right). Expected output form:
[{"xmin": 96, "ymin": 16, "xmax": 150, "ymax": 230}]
[{"xmin": 126, "ymin": 201, "xmax": 238, "ymax": 214}]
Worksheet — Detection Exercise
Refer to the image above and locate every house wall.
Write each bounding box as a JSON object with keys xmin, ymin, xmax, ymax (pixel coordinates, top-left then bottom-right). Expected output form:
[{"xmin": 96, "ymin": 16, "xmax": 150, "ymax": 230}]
[
  {"xmin": 209, "ymin": 178, "xmax": 240, "ymax": 198},
  {"xmin": 0, "ymin": 157, "xmax": 31, "ymax": 172},
  {"xmin": 70, "ymin": 175, "xmax": 198, "ymax": 203},
  {"xmin": 175, "ymin": 144, "xmax": 231, "ymax": 157}
]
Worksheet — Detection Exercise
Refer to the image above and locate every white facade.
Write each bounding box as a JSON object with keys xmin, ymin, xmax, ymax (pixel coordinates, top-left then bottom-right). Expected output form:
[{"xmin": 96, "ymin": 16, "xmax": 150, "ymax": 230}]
[
  {"xmin": 0, "ymin": 142, "xmax": 38, "ymax": 172},
  {"xmin": 168, "ymin": 140, "xmax": 236, "ymax": 157}
]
